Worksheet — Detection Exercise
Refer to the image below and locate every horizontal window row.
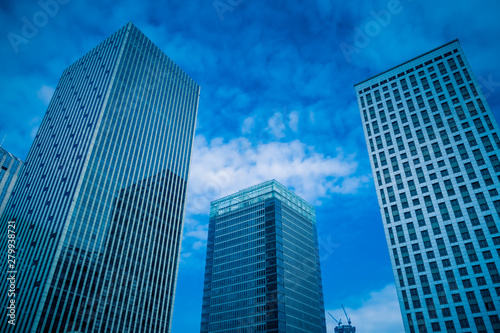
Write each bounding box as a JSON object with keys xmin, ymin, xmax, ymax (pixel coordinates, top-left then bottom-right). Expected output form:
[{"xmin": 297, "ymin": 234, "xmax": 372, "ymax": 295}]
[{"xmin": 358, "ymin": 48, "xmax": 461, "ymax": 96}]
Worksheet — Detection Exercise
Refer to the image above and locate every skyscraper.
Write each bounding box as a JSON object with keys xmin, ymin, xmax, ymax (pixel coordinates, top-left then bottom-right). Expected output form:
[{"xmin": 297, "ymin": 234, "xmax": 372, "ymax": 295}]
[
  {"xmin": 201, "ymin": 180, "xmax": 326, "ymax": 333},
  {"xmin": 0, "ymin": 147, "xmax": 23, "ymax": 218},
  {"xmin": 0, "ymin": 22, "xmax": 199, "ymax": 332},
  {"xmin": 355, "ymin": 40, "xmax": 500, "ymax": 333}
]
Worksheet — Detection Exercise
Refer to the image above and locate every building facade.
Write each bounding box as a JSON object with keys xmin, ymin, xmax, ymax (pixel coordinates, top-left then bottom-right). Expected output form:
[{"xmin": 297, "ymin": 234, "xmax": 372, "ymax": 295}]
[
  {"xmin": 0, "ymin": 23, "xmax": 199, "ymax": 332},
  {"xmin": 355, "ymin": 40, "xmax": 500, "ymax": 333},
  {"xmin": 201, "ymin": 180, "xmax": 326, "ymax": 333},
  {"xmin": 0, "ymin": 147, "xmax": 23, "ymax": 217}
]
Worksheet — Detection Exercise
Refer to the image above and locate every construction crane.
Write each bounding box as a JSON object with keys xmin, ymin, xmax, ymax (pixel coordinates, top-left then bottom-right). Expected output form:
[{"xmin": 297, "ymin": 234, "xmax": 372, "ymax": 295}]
[
  {"xmin": 328, "ymin": 313, "xmax": 341, "ymax": 326},
  {"xmin": 329, "ymin": 306, "xmax": 356, "ymax": 333},
  {"xmin": 342, "ymin": 304, "xmax": 352, "ymax": 326}
]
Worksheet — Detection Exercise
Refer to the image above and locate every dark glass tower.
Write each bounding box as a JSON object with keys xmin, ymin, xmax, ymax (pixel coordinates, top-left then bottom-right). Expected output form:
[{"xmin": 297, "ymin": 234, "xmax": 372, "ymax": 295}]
[
  {"xmin": 355, "ymin": 40, "xmax": 500, "ymax": 333},
  {"xmin": 201, "ymin": 180, "xmax": 326, "ymax": 333},
  {"xmin": 0, "ymin": 23, "xmax": 199, "ymax": 332}
]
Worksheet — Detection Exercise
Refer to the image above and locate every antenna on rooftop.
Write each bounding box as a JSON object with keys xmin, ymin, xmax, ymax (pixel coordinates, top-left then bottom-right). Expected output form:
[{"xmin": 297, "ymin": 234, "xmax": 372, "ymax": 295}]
[{"xmin": 0, "ymin": 135, "xmax": 5, "ymax": 147}]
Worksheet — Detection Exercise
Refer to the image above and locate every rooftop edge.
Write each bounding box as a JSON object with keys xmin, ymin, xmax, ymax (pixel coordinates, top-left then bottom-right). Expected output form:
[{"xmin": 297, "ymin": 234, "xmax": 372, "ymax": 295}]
[{"xmin": 354, "ymin": 38, "xmax": 460, "ymax": 87}]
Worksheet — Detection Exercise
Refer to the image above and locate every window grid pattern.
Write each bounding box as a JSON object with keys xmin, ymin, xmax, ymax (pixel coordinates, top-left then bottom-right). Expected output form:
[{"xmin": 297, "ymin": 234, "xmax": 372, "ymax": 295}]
[
  {"xmin": 0, "ymin": 23, "xmax": 199, "ymax": 333},
  {"xmin": 201, "ymin": 180, "xmax": 326, "ymax": 333},
  {"xmin": 356, "ymin": 40, "xmax": 500, "ymax": 333}
]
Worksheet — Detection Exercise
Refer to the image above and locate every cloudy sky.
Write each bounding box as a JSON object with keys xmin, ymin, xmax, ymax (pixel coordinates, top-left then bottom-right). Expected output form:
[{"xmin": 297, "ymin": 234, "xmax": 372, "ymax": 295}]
[{"xmin": 1, "ymin": 0, "xmax": 500, "ymax": 332}]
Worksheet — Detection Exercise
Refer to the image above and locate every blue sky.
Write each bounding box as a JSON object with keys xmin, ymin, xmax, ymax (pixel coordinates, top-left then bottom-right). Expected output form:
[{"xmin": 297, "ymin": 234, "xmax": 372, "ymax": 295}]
[{"xmin": 1, "ymin": 0, "xmax": 500, "ymax": 332}]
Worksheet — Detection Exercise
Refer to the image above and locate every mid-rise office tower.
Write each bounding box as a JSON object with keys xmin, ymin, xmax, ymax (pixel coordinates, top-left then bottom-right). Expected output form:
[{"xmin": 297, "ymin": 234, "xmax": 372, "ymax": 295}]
[
  {"xmin": 0, "ymin": 147, "xmax": 23, "ymax": 217},
  {"xmin": 201, "ymin": 180, "xmax": 326, "ymax": 333},
  {"xmin": 0, "ymin": 23, "xmax": 199, "ymax": 332},
  {"xmin": 355, "ymin": 40, "xmax": 500, "ymax": 333}
]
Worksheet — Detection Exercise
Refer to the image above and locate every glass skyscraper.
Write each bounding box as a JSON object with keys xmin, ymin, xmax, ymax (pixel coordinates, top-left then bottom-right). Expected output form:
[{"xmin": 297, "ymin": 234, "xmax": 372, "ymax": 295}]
[
  {"xmin": 0, "ymin": 147, "xmax": 23, "ymax": 217},
  {"xmin": 355, "ymin": 40, "xmax": 500, "ymax": 333},
  {"xmin": 0, "ymin": 22, "xmax": 199, "ymax": 332},
  {"xmin": 201, "ymin": 180, "xmax": 326, "ymax": 333}
]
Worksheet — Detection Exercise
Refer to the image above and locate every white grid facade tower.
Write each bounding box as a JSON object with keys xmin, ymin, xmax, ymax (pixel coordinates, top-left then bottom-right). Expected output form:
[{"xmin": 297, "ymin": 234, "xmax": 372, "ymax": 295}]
[{"xmin": 355, "ymin": 40, "xmax": 500, "ymax": 333}]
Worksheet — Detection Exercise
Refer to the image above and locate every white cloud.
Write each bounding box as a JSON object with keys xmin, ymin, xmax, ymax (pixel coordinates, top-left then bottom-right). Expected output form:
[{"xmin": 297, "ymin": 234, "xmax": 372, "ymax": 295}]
[
  {"xmin": 29, "ymin": 116, "xmax": 42, "ymax": 140},
  {"xmin": 266, "ymin": 112, "xmax": 286, "ymax": 138},
  {"xmin": 185, "ymin": 225, "xmax": 208, "ymax": 241},
  {"xmin": 30, "ymin": 126, "xmax": 40, "ymax": 140},
  {"xmin": 332, "ymin": 175, "xmax": 370, "ymax": 194},
  {"xmin": 288, "ymin": 110, "xmax": 300, "ymax": 132},
  {"xmin": 214, "ymin": 85, "xmax": 251, "ymax": 109},
  {"xmin": 192, "ymin": 241, "xmax": 205, "ymax": 250},
  {"xmin": 37, "ymin": 85, "xmax": 55, "ymax": 106},
  {"xmin": 241, "ymin": 116, "xmax": 255, "ymax": 134},
  {"xmin": 185, "ymin": 134, "xmax": 367, "ymax": 215},
  {"xmin": 326, "ymin": 284, "xmax": 404, "ymax": 333},
  {"xmin": 309, "ymin": 110, "xmax": 316, "ymax": 124}
]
